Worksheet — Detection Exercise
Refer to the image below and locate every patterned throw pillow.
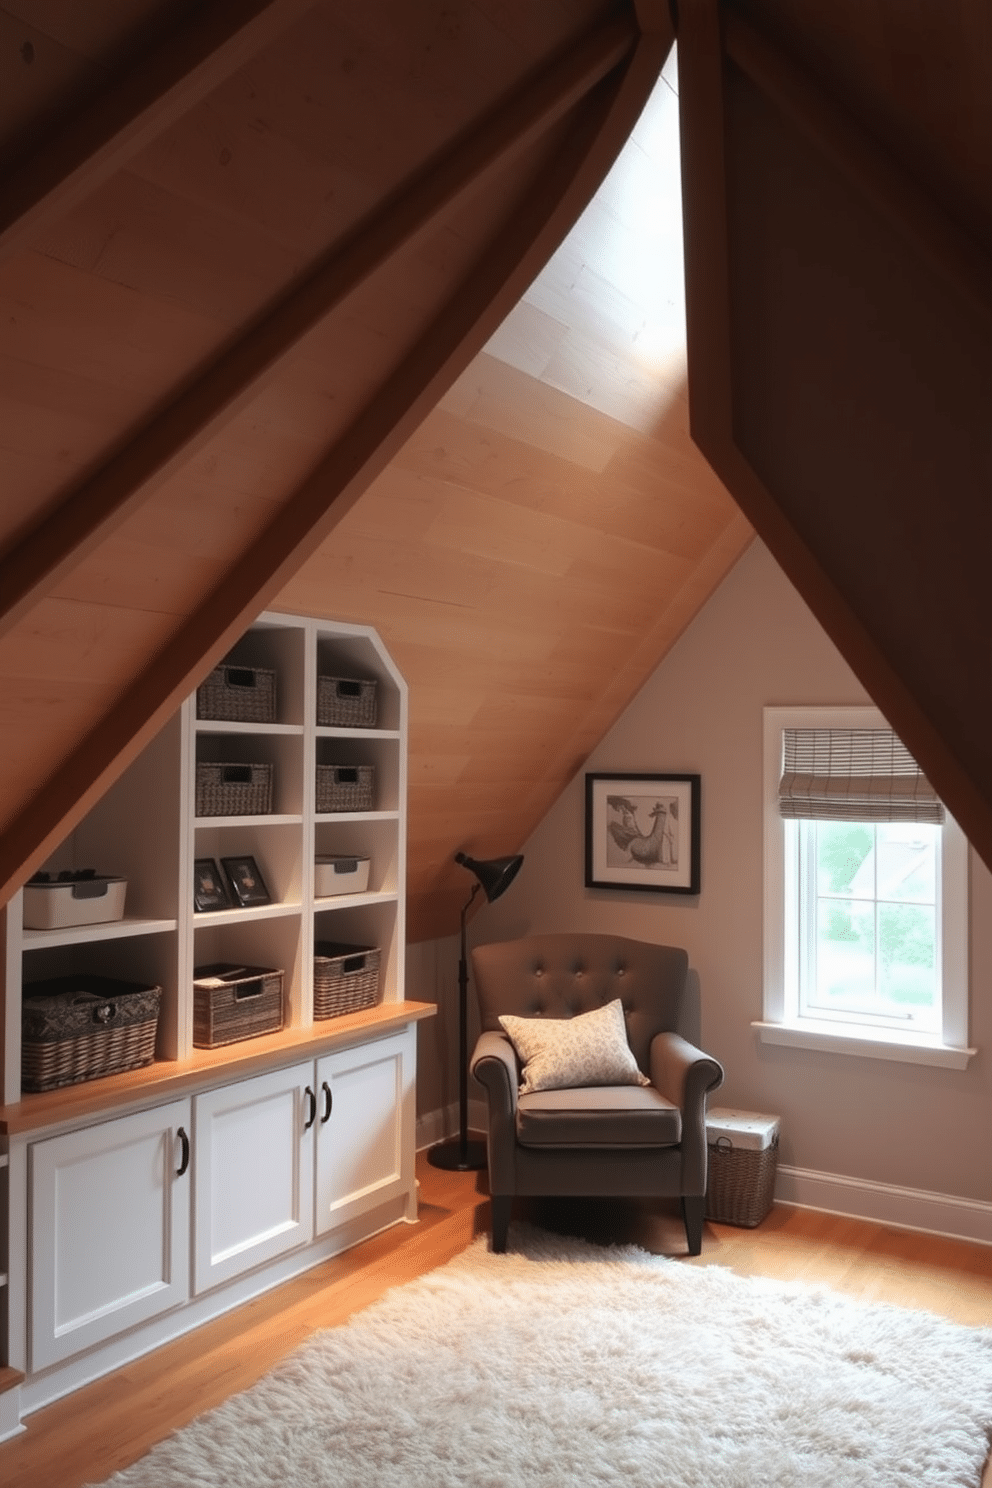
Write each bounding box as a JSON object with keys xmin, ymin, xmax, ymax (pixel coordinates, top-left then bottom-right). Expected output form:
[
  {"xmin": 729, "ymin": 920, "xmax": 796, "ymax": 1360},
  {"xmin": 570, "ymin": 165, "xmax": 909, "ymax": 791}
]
[{"xmin": 499, "ymin": 998, "xmax": 650, "ymax": 1095}]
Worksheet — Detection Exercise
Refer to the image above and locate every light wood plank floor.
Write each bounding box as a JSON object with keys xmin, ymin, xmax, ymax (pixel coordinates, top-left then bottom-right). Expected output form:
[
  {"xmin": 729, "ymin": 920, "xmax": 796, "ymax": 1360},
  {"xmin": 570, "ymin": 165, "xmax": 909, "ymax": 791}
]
[{"xmin": 2, "ymin": 1152, "xmax": 991, "ymax": 1488}]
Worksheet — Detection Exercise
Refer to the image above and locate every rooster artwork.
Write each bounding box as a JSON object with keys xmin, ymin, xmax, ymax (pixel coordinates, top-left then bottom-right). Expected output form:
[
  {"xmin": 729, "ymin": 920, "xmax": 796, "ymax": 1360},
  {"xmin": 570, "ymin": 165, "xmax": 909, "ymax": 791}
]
[{"xmin": 606, "ymin": 793, "xmax": 679, "ymax": 869}]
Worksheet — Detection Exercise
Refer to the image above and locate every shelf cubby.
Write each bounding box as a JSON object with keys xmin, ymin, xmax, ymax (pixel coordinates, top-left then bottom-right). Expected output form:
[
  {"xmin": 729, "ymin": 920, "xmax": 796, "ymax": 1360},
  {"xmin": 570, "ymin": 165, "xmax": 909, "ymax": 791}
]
[
  {"xmin": 20, "ymin": 929, "xmax": 181, "ymax": 1063},
  {"xmin": 314, "ymin": 734, "xmax": 401, "ymax": 816},
  {"xmin": 191, "ymin": 913, "xmax": 305, "ymax": 1033},
  {"xmin": 194, "ymin": 728, "xmax": 305, "ymax": 821},
  {"xmin": 204, "ymin": 620, "xmax": 307, "ymax": 729},
  {"xmin": 315, "ymin": 635, "xmax": 402, "ymax": 734},
  {"xmin": 313, "ymin": 818, "xmax": 400, "ymax": 900},
  {"xmin": 192, "ymin": 821, "xmax": 303, "ymax": 912}
]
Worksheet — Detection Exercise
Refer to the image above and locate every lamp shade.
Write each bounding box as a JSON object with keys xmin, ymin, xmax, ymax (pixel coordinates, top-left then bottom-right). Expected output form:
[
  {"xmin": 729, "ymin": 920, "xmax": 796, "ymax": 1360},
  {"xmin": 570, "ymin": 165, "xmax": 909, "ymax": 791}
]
[{"xmin": 455, "ymin": 851, "xmax": 523, "ymax": 904}]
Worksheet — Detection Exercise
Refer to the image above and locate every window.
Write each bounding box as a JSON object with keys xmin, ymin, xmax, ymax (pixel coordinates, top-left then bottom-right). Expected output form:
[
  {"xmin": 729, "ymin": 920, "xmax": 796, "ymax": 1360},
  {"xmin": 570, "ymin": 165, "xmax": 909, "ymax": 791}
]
[
  {"xmin": 796, "ymin": 817, "xmax": 940, "ymax": 1032},
  {"xmin": 757, "ymin": 707, "xmax": 973, "ymax": 1068}
]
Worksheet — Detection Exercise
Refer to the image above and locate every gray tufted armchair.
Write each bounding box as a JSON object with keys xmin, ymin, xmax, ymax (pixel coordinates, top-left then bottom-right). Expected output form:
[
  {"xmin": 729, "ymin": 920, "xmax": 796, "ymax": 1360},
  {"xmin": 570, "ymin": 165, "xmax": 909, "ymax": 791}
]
[{"xmin": 469, "ymin": 933, "xmax": 724, "ymax": 1254}]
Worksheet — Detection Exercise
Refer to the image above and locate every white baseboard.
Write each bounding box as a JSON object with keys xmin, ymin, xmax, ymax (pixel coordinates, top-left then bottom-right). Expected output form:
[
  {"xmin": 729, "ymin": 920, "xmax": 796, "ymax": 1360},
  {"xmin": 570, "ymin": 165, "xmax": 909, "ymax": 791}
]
[
  {"xmin": 415, "ymin": 1108, "xmax": 992, "ymax": 1247},
  {"xmin": 775, "ymin": 1164, "xmax": 992, "ymax": 1246},
  {"xmin": 416, "ymin": 1099, "xmax": 487, "ymax": 1152}
]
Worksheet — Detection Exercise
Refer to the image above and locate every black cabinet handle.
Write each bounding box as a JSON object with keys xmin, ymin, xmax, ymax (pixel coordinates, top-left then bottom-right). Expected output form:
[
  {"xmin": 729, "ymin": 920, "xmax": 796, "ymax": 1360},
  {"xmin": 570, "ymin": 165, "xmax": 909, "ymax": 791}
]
[
  {"xmin": 176, "ymin": 1126, "xmax": 190, "ymax": 1177},
  {"xmin": 304, "ymin": 1085, "xmax": 317, "ymax": 1130},
  {"xmin": 321, "ymin": 1080, "xmax": 332, "ymax": 1123}
]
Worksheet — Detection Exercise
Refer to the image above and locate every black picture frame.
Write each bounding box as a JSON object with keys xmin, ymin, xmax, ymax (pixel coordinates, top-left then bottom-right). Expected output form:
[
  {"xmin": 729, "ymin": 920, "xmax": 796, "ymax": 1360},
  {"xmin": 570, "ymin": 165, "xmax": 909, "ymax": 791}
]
[
  {"xmin": 193, "ymin": 858, "xmax": 230, "ymax": 912},
  {"xmin": 585, "ymin": 772, "xmax": 701, "ymax": 894},
  {"xmin": 221, "ymin": 854, "xmax": 271, "ymax": 907}
]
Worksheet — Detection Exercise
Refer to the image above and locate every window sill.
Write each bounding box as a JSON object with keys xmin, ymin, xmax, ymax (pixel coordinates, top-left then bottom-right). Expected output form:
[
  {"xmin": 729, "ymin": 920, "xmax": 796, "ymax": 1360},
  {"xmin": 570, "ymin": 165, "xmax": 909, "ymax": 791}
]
[{"xmin": 751, "ymin": 1020, "xmax": 977, "ymax": 1070}]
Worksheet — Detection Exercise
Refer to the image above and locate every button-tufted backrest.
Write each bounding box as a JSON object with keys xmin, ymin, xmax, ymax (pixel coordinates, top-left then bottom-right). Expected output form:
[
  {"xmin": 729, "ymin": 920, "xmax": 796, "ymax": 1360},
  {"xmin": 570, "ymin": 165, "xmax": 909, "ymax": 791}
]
[{"xmin": 471, "ymin": 933, "xmax": 688, "ymax": 1074}]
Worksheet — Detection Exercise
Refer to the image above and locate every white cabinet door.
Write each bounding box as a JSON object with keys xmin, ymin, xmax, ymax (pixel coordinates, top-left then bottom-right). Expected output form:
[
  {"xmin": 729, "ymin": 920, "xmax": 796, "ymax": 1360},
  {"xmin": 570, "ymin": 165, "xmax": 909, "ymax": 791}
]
[
  {"xmin": 193, "ymin": 1061, "xmax": 314, "ymax": 1293},
  {"xmin": 315, "ymin": 1028, "xmax": 415, "ymax": 1235},
  {"xmin": 30, "ymin": 1099, "xmax": 191, "ymax": 1371}
]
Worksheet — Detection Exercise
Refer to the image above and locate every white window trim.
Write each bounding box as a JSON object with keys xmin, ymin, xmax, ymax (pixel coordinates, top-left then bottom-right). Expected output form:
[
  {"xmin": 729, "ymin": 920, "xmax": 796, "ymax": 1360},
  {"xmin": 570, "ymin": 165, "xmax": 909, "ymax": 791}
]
[{"xmin": 755, "ymin": 705, "xmax": 975, "ymax": 1069}]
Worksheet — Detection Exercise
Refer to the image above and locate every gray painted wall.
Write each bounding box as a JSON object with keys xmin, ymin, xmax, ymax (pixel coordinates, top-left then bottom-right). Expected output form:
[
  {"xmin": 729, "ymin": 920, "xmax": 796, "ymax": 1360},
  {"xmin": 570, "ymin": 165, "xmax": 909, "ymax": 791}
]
[{"xmin": 433, "ymin": 539, "xmax": 991, "ymax": 1207}]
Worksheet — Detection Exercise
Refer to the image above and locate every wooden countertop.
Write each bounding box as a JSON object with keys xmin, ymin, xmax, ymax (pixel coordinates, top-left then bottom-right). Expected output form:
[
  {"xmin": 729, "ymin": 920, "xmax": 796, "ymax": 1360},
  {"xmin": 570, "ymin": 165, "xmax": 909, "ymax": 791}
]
[{"xmin": 1, "ymin": 1000, "xmax": 436, "ymax": 1136}]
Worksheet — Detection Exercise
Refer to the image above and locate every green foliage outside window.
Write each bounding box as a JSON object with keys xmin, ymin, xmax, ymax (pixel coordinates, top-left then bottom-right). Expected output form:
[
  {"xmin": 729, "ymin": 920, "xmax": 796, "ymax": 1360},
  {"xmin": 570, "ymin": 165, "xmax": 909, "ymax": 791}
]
[
  {"xmin": 817, "ymin": 822, "xmax": 872, "ymax": 894},
  {"xmin": 809, "ymin": 821, "xmax": 937, "ymax": 1018}
]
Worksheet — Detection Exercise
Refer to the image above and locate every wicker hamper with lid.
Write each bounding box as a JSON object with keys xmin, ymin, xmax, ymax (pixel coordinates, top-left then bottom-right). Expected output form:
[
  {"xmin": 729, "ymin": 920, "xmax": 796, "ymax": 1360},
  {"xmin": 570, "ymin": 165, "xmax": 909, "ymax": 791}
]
[
  {"xmin": 22, "ymin": 975, "xmax": 162, "ymax": 1092},
  {"xmin": 705, "ymin": 1107, "xmax": 780, "ymax": 1227}
]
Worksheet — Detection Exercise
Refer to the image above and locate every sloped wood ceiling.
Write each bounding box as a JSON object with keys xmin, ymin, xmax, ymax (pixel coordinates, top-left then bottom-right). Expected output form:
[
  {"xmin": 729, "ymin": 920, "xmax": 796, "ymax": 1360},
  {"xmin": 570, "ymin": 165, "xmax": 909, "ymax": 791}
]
[
  {"xmin": 276, "ymin": 45, "xmax": 752, "ymax": 939},
  {"xmin": 677, "ymin": 0, "xmax": 992, "ymax": 870},
  {"xmin": 0, "ymin": 0, "xmax": 752, "ymax": 942}
]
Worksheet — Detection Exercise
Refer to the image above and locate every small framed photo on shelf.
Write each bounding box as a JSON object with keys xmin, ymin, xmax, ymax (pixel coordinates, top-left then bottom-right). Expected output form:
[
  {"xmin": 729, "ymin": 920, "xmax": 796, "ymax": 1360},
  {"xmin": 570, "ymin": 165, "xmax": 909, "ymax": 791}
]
[
  {"xmin": 221, "ymin": 855, "xmax": 271, "ymax": 907},
  {"xmin": 193, "ymin": 858, "xmax": 230, "ymax": 912},
  {"xmin": 585, "ymin": 772, "xmax": 701, "ymax": 895}
]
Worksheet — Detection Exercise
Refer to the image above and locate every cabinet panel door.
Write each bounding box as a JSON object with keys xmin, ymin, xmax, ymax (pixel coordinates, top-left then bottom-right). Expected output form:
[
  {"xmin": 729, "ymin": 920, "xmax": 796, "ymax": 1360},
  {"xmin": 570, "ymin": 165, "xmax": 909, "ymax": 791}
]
[
  {"xmin": 316, "ymin": 1029, "xmax": 414, "ymax": 1235},
  {"xmin": 193, "ymin": 1062, "xmax": 314, "ymax": 1293},
  {"xmin": 30, "ymin": 1099, "xmax": 191, "ymax": 1371}
]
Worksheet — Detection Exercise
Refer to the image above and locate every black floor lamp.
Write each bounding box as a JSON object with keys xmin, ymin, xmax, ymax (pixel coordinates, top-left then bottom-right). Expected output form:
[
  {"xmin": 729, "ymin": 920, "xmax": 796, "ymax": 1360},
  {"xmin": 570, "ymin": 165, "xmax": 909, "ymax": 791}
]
[{"xmin": 427, "ymin": 850, "xmax": 524, "ymax": 1172}]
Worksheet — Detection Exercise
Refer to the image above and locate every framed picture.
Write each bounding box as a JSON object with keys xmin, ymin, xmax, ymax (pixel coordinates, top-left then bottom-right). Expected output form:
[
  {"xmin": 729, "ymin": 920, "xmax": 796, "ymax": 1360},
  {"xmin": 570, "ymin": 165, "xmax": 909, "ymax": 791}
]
[
  {"xmin": 193, "ymin": 858, "xmax": 230, "ymax": 912},
  {"xmin": 585, "ymin": 773, "xmax": 700, "ymax": 894},
  {"xmin": 221, "ymin": 854, "xmax": 271, "ymax": 907}
]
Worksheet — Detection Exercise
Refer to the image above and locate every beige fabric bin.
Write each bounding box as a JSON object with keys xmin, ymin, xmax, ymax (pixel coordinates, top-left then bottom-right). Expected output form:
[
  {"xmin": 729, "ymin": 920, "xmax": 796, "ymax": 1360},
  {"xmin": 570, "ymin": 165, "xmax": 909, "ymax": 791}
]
[
  {"xmin": 23, "ymin": 875, "xmax": 127, "ymax": 930},
  {"xmin": 314, "ymin": 856, "xmax": 370, "ymax": 896}
]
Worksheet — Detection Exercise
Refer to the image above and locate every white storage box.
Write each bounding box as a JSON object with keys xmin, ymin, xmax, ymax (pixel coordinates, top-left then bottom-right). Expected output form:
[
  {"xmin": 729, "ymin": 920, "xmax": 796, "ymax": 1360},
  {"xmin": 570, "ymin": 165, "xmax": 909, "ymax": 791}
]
[
  {"xmin": 23, "ymin": 875, "xmax": 128, "ymax": 931},
  {"xmin": 314, "ymin": 855, "xmax": 370, "ymax": 896},
  {"xmin": 705, "ymin": 1107, "xmax": 780, "ymax": 1228}
]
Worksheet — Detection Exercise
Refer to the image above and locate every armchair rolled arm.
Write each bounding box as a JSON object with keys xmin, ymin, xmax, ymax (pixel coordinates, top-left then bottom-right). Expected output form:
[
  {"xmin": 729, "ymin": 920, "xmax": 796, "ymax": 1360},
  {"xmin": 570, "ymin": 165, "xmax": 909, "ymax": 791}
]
[
  {"xmin": 649, "ymin": 1031, "xmax": 724, "ymax": 1195},
  {"xmin": 470, "ymin": 1031, "xmax": 519, "ymax": 1117},
  {"xmin": 470, "ymin": 1031, "xmax": 520, "ymax": 1194}
]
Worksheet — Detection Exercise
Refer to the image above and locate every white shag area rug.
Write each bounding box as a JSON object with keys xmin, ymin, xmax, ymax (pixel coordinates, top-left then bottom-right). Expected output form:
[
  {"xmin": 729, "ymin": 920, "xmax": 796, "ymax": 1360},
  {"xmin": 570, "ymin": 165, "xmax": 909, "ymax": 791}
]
[{"xmin": 91, "ymin": 1225, "xmax": 992, "ymax": 1488}]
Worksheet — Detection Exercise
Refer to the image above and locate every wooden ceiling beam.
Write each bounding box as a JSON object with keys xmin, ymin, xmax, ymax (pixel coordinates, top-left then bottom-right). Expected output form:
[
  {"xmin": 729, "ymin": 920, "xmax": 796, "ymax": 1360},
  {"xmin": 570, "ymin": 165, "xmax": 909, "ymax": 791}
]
[
  {"xmin": 0, "ymin": 6, "xmax": 639, "ymax": 642},
  {"xmin": 677, "ymin": 0, "xmax": 992, "ymax": 870},
  {"xmin": 0, "ymin": 26, "xmax": 672, "ymax": 908},
  {"xmin": 677, "ymin": 0, "xmax": 733, "ymax": 456},
  {"xmin": 0, "ymin": 0, "xmax": 320, "ymax": 264},
  {"xmin": 634, "ymin": 0, "xmax": 677, "ymax": 30},
  {"xmin": 722, "ymin": 10, "xmax": 992, "ymax": 327}
]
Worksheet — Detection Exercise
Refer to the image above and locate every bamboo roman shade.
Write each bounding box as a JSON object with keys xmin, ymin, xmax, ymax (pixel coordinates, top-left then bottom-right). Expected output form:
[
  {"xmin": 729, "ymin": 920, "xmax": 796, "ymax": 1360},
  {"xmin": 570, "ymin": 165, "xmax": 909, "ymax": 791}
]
[{"xmin": 778, "ymin": 728, "xmax": 945, "ymax": 824}]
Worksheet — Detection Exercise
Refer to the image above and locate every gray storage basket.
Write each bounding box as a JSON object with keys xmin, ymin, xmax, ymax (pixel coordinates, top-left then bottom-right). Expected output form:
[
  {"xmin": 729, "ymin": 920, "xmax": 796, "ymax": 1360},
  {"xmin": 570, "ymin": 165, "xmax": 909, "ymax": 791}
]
[
  {"xmin": 317, "ymin": 675, "xmax": 377, "ymax": 729},
  {"xmin": 22, "ymin": 975, "xmax": 162, "ymax": 1092},
  {"xmin": 195, "ymin": 761, "xmax": 274, "ymax": 817},
  {"xmin": 313, "ymin": 942, "xmax": 381, "ymax": 1019},
  {"xmin": 196, "ymin": 664, "xmax": 276, "ymax": 723},
  {"xmin": 315, "ymin": 763, "xmax": 374, "ymax": 813}
]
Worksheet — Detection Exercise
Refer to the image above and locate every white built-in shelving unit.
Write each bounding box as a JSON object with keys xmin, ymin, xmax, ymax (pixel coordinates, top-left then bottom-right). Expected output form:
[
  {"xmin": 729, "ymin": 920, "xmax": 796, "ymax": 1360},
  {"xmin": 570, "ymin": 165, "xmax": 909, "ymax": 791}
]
[
  {"xmin": 0, "ymin": 614, "xmax": 431, "ymax": 1434},
  {"xmin": 1, "ymin": 612, "xmax": 409, "ymax": 1093}
]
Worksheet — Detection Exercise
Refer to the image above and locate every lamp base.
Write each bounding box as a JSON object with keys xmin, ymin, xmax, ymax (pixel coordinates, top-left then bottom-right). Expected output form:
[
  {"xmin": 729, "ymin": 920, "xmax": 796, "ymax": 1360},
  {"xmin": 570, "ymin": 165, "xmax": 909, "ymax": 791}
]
[{"xmin": 427, "ymin": 1136, "xmax": 488, "ymax": 1172}]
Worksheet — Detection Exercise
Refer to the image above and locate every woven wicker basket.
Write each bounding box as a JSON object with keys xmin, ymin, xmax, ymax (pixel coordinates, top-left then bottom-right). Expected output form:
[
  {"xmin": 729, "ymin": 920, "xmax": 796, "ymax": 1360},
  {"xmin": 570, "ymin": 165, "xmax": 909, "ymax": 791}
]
[
  {"xmin": 195, "ymin": 761, "xmax": 273, "ymax": 817},
  {"xmin": 196, "ymin": 664, "xmax": 276, "ymax": 723},
  {"xmin": 193, "ymin": 963, "xmax": 284, "ymax": 1047},
  {"xmin": 313, "ymin": 942, "xmax": 380, "ymax": 1019},
  {"xmin": 317, "ymin": 675, "xmax": 377, "ymax": 729},
  {"xmin": 22, "ymin": 976, "xmax": 162, "ymax": 1092},
  {"xmin": 315, "ymin": 763, "xmax": 374, "ymax": 813},
  {"xmin": 705, "ymin": 1133, "xmax": 779, "ymax": 1227}
]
